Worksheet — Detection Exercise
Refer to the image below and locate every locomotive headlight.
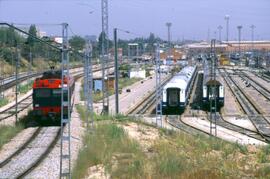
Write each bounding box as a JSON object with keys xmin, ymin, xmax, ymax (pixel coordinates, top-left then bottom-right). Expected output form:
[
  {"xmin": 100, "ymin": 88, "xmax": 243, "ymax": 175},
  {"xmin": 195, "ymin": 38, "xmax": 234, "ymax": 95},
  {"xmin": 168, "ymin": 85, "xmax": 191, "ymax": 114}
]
[{"xmin": 35, "ymin": 104, "xmax": 39, "ymax": 107}]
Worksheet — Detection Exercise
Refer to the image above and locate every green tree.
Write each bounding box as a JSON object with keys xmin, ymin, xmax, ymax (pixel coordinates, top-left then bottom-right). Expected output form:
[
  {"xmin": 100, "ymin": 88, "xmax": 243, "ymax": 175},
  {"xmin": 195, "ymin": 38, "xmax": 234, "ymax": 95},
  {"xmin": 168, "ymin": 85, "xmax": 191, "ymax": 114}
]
[
  {"xmin": 69, "ymin": 36, "xmax": 86, "ymax": 51},
  {"xmin": 26, "ymin": 24, "xmax": 37, "ymax": 47}
]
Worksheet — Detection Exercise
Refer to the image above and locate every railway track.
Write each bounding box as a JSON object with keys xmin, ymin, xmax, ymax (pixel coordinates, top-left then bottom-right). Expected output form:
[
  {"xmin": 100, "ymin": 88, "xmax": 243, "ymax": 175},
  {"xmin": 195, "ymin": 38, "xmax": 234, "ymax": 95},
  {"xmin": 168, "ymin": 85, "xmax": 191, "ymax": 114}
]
[
  {"xmin": 206, "ymin": 112, "xmax": 266, "ymax": 143},
  {"xmin": 0, "ymin": 127, "xmax": 60, "ymax": 178},
  {"xmin": 0, "ymin": 94, "xmax": 32, "ymax": 121},
  {"xmin": 127, "ymin": 75, "xmax": 172, "ymax": 115},
  {"xmin": 0, "ymin": 65, "xmax": 114, "ymax": 122},
  {"xmin": 166, "ymin": 115, "xmax": 210, "ymax": 136},
  {"xmin": 236, "ymin": 70, "xmax": 270, "ymax": 101},
  {"xmin": 0, "ymin": 65, "xmax": 115, "ymax": 177},
  {"xmin": 221, "ymin": 68, "xmax": 270, "ymax": 142},
  {"xmin": 127, "ymin": 68, "xmax": 268, "ymax": 144}
]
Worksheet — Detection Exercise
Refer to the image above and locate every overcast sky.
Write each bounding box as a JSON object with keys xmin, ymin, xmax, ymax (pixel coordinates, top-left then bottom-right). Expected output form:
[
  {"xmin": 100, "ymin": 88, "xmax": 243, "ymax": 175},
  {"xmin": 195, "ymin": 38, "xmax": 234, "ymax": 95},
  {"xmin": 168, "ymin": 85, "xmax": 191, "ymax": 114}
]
[{"xmin": 0, "ymin": 0, "xmax": 269, "ymax": 41}]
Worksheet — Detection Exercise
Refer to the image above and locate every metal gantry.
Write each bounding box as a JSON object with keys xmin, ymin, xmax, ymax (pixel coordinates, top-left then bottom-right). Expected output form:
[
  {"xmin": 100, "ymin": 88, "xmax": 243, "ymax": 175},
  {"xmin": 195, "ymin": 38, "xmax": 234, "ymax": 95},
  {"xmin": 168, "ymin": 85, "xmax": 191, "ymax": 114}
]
[
  {"xmin": 210, "ymin": 39, "xmax": 217, "ymax": 136},
  {"xmin": 60, "ymin": 23, "xmax": 71, "ymax": 179},
  {"xmin": 101, "ymin": 0, "xmax": 109, "ymax": 114},
  {"xmin": 155, "ymin": 44, "xmax": 163, "ymax": 127}
]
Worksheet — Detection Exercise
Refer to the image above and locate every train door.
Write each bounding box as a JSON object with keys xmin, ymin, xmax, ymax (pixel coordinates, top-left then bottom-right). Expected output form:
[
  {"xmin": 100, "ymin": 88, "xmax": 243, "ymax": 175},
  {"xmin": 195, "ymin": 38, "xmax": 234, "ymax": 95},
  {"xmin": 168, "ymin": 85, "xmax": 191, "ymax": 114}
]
[{"xmin": 167, "ymin": 88, "xmax": 180, "ymax": 107}]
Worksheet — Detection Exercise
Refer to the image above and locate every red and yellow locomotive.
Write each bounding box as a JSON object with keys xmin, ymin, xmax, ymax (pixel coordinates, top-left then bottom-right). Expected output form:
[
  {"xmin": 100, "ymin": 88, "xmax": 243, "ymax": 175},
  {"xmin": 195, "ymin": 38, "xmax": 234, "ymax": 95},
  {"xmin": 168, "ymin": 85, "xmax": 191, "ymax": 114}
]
[{"xmin": 32, "ymin": 69, "xmax": 74, "ymax": 121}]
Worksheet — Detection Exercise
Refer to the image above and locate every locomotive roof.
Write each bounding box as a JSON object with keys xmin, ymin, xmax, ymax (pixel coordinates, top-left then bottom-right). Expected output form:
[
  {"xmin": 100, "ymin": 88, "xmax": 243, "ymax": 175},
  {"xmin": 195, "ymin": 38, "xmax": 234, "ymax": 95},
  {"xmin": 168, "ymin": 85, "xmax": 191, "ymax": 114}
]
[{"xmin": 41, "ymin": 70, "xmax": 62, "ymax": 79}]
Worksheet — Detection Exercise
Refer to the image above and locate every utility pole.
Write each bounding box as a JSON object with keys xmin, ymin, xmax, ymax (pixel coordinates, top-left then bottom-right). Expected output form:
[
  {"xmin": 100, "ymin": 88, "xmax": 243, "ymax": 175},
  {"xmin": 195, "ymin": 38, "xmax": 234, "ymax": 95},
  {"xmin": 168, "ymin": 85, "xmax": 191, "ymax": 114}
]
[
  {"xmin": 101, "ymin": 0, "xmax": 109, "ymax": 114},
  {"xmin": 155, "ymin": 43, "xmax": 162, "ymax": 127},
  {"xmin": 225, "ymin": 15, "xmax": 230, "ymax": 42},
  {"xmin": 114, "ymin": 28, "xmax": 119, "ymax": 114},
  {"xmin": 0, "ymin": 52, "xmax": 3, "ymax": 99},
  {"xmin": 218, "ymin": 25, "xmax": 223, "ymax": 44},
  {"xmin": 237, "ymin": 25, "xmax": 243, "ymax": 58},
  {"xmin": 60, "ymin": 23, "xmax": 71, "ymax": 179},
  {"xmin": 210, "ymin": 39, "xmax": 217, "ymax": 136},
  {"xmin": 15, "ymin": 42, "xmax": 20, "ymax": 123}
]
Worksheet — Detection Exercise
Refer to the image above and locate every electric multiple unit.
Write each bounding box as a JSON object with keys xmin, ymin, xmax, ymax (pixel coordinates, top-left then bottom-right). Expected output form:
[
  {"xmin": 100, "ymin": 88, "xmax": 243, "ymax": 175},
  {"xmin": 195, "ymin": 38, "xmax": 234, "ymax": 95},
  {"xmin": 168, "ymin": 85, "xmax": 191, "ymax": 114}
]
[
  {"xmin": 202, "ymin": 59, "xmax": 224, "ymax": 110},
  {"xmin": 162, "ymin": 66, "xmax": 197, "ymax": 114}
]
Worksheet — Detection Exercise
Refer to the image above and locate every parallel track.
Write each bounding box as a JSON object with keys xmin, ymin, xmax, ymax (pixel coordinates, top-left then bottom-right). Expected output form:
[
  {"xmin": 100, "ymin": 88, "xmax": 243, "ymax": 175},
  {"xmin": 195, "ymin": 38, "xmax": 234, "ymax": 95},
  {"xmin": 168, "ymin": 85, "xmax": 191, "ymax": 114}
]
[
  {"xmin": 0, "ymin": 65, "xmax": 113, "ymax": 177},
  {"xmin": 0, "ymin": 65, "xmax": 113, "ymax": 122},
  {"xmin": 127, "ymin": 75, "xmax": 172, "ymax": 115},
  {"xmin": 221, "ymin": 68, "xmax": 270, "ymax": 142},
  {"xmin": 207, "ymin": 113, "xmax": 266, "ymax": 143},
  {"xmin": 0, "ymin": 127, "xmax": 61, "ymax": 178}
]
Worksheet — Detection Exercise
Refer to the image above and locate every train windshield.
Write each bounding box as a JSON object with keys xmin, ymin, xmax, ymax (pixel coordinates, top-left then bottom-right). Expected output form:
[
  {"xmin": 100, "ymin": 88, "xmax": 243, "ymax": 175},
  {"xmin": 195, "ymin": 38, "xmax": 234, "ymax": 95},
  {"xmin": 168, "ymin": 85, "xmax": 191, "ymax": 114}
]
[
  {"xmin": 35, "ymin": 89, "xmax": 51, "ymax": 97},
  {"xmin": 52, "ymin": 89, "xmax": 62, "ymax": 97},
  {"xmin": 167, "ymin": 88, "xmax": 179, "ymax": 107}
]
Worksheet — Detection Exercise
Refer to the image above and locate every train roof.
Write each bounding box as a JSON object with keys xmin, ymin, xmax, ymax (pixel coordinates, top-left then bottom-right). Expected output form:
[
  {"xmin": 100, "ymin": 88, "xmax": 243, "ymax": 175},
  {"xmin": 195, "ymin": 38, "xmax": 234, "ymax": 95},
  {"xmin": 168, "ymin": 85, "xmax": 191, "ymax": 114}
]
[
  {"xmin": 203, "ymin": 59, "xmax": 222, "ymax": 86},
  {"xmin": 41, "ymin": 70, "xmax": 62, "ymax": 79},
  {"xmin": 164, "ymin": 66, "xmax": 196, "ymax": 90}
]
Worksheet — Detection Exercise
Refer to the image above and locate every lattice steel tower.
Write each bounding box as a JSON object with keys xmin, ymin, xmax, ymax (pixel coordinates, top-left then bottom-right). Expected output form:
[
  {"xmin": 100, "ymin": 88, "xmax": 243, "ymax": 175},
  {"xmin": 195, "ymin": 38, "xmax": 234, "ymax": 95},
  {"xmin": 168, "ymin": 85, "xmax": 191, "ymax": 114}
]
[
  {"xmin": 210, "ymin": 39, "xmax": 217, "ymax": 136},
  {"xmin": 60, "ymin": 23, "xmax": 71, "ymax": 178},
  {"xmin": 84, "ymin": 42, "xmax": 94, "ymax": 129},
  {"xmin": 101, "ymin": 0, "xmax": 109, "ymax": 114},
  {"xmin": 155, "ymin": 44, "xmax": 163, "ymax": 127}
]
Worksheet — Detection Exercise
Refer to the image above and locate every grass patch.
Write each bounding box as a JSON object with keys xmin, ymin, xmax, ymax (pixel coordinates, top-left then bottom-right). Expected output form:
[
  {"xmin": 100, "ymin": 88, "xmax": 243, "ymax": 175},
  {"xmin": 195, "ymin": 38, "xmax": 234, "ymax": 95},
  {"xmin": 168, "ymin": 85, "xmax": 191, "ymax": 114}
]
[
  {"xmin": 76, "ymin": 105, "xmax": 134, "ymax": 123},
  {"xmin": 18, "ymin": 80, "xmax": 33, "ymax": 94},
  {"xmin": 74, "ymin": 107, "xmax": 269, "ymax": 178},
  {"xmin": 72, "ymin": 123, "xmax": 145, "ymax": 179},
  {"xmin": 257, "ymin": 145, "xmax": 270, "ymax": 163},
  {"xmin": 0, "ymin": 97, "xmax": 9, "ymax": 107},
  {"xmin": 0, "ymin": 124, "xmax": 24, "ymax": 150}
]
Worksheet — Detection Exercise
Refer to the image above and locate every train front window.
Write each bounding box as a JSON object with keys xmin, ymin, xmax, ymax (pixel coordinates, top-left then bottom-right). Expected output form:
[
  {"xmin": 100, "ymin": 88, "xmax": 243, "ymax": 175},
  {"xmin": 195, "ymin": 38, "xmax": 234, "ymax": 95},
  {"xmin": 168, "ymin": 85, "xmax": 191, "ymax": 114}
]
[
  {"xmin": 52, "ymin": 89, "xmax": 62, "ymax": 97},
  {"xmin": 35, "ymin": 89, "xmax": 51, "ymax": 97},
  {"xmin": 168, "ymin": 88, "xmax": 179, "ymax": 107}
]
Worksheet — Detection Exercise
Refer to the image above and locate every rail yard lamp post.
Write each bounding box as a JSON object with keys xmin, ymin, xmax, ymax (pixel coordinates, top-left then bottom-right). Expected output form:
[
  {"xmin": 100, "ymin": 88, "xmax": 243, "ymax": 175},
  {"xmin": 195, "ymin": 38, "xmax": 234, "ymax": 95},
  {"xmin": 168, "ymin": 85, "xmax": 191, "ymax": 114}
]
[
  {"xmin": 224, "ymin": 15, "xmax": 230, "ymax": 42},
  {"xmin": 250, "ymin": 25, "xmax": 255, "ymax": 53},
  {"xmin": 218, "ymin": 25, "xmax": 223, "ymax": 44},
  {"xmin": 237, "ymin": 25, "xmax": 243, "ymax": 59}
]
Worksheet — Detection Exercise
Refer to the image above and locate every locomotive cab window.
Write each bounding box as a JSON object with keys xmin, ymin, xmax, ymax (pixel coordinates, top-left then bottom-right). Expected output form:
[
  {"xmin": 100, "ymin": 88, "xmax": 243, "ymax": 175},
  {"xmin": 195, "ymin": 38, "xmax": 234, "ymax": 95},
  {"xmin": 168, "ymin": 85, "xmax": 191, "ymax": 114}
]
[
  {"xmin": 52, "ymin": 89, "xmax": 62, "ymax": 97},
  {"xmin": 35, "ymin": 89, "xmax": 51, "ymax": 97}
]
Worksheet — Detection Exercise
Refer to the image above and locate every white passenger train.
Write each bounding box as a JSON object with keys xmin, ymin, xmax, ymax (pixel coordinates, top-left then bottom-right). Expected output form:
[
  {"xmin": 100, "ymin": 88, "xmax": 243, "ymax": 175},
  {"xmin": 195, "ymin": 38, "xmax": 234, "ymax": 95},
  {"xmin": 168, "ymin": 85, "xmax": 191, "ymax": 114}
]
[
  {"xmin": 202, "ymin": 59, "xmax": 224, "ymax": 110},
  {"xmin": 162, "ymin": 66, "xmax": 197, "ymax": 114}
]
